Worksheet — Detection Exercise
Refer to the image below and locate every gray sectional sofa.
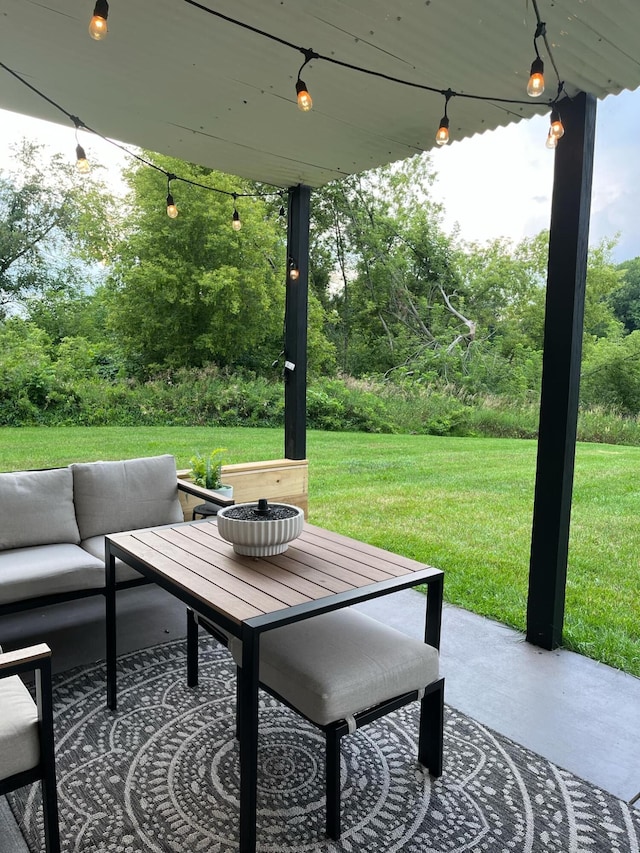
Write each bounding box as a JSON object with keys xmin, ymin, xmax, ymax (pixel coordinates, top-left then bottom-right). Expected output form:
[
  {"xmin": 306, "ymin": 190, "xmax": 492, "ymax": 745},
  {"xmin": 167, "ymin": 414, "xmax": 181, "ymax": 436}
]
[{"xmin": 0, "ymin": 454, "xmax": 225, "ymax": 618}]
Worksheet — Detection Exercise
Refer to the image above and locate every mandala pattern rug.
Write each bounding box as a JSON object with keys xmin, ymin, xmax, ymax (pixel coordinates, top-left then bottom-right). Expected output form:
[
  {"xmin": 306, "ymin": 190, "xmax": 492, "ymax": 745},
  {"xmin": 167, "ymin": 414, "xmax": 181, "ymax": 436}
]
[{"xmin": 8, "ymin": 637, "xmax": 640, "ymax": 852}]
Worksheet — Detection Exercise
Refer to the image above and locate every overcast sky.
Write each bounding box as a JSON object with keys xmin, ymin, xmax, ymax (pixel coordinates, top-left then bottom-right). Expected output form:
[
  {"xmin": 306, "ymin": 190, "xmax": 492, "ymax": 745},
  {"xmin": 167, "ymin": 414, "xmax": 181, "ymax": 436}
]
[
  {"xmin": 432, "ymin": 87, "xmax": 640, "ymax": 263},
  {"xmin": 1, "ymin": 85, "xmax": 639, "ymax": 263}
]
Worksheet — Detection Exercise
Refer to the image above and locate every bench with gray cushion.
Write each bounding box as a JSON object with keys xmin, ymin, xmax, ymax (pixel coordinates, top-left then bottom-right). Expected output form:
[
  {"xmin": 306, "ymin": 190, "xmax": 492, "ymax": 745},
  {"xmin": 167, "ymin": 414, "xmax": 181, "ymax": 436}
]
[
  {"xmin": 0, "ymin": 454, "xmax": 228, "ymax": 619},
  {"xmin": 0, "ymin": 643, "xmax": 60, "ymax": 852},
  {"xmin": 187, "ymin": 607, "xmax": 444, "ymax": 840}
]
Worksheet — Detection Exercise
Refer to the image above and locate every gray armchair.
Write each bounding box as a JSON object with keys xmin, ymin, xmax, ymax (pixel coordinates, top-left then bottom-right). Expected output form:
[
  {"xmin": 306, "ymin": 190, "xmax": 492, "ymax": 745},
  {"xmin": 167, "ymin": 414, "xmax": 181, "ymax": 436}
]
[{"xmin": 0, "ymin": 643, "xmax": 60, "ymax": 853}]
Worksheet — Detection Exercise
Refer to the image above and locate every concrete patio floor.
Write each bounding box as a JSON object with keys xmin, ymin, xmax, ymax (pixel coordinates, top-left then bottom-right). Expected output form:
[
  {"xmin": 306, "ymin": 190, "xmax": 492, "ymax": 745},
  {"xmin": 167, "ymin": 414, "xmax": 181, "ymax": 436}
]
[{"xmin": 1, "ymin": 583, "xmax": 638, "ymax": 851}]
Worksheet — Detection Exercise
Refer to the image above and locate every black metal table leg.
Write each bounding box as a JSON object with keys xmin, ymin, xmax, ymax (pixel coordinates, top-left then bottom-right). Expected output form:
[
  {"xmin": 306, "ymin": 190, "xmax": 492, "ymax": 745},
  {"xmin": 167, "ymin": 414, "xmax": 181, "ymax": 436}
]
[
  {"xmin": 36, "ymin": 655, "xmax": 61, "ymax": 853},
  {"xmin": 105, "ymin": 542, "xmax": 117, "ymax": 711},
  {"xmin": 238, "ymin": 627, "xmax": 260, "ymax": 853}
]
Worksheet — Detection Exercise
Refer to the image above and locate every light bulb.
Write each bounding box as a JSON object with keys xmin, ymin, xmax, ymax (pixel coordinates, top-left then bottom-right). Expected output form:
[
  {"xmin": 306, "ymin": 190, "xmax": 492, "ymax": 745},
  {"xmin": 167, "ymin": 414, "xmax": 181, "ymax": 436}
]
[
  {"xmin": 232, "ymin": 209, "xmax": 242, "ymax": 231},
  {"xmin": 545, "ymin": 131, "xmax": 557, "ymax": 150},
  {"xmin": 549, "ymin": 110, "xmax": 565, "ymax": 140},
  {"xmin": 89, "ymin": 0, "xmax": 109, "ymax": 40},
  {"xmin": 435, "ymin": 116, "xmax": 450, "ymax": 146},
  {"xmin": 166, "ymin": 194, "xmax": 178, "ymax": 218},
  {"xmin": 527, "ymin": 57, "xmax": 545, "ymax": 97},
  {"xmin": 288, "ymin": 260, "xmax": 300, "ymax": 280},
  {"xmin": 296, "ymin": 79, "xmax": 313, "ymax": 112},
  {"xmin": 75, "ymin": 144, "xmax": 90, "ymax": 174}
]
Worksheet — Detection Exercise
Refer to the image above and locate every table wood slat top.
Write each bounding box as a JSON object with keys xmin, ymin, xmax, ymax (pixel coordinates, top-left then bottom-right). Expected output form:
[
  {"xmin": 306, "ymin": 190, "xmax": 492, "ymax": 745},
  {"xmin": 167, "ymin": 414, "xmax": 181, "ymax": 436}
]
[
  {"xmin": 302, "ymin": 524, "xmax": 428, "ymax": 574},
  {"xmin": 107, "ymin": 520, "xmax": 441, "ymax": 626},
  {"xmin": 110, "ymin": 532, "xmax": 264, "ymax": 622}
]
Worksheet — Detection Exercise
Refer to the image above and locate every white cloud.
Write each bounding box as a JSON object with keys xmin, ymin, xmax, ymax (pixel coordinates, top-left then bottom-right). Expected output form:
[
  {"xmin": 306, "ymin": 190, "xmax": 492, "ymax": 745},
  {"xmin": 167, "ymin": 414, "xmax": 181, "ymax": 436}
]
[{"xmin": 432, "ymin": 88, "xmax": 640, "ymax": 262}]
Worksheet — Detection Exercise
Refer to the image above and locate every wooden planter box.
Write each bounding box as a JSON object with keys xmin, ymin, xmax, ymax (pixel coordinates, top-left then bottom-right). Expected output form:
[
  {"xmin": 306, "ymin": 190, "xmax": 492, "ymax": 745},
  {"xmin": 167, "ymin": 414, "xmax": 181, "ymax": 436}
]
[{"xmin": 177, "ymin": 458, "xmax": 309, "ymax": 521}]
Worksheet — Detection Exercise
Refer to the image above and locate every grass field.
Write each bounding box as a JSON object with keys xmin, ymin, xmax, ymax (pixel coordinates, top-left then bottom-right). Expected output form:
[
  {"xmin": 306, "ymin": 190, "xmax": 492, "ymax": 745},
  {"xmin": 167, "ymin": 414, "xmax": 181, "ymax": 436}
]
[{"xmin": 2, "ymin": 426, "xmax": 639, "ymax": 677}]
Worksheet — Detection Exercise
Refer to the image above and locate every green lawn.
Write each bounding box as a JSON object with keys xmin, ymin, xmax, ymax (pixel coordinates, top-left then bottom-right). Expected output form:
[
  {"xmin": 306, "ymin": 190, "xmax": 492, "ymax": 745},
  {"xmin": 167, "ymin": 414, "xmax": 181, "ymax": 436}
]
[{"xmin": 2, "ymin": 426, "xmax": 639, "ymax": 676}]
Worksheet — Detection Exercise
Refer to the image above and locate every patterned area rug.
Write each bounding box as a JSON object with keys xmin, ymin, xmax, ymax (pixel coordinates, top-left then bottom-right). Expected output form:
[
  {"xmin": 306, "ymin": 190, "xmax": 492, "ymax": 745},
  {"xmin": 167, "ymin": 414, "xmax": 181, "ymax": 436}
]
[{"xmin": 9, "ymin": 637, "xmax": 640, "ymax": 852}]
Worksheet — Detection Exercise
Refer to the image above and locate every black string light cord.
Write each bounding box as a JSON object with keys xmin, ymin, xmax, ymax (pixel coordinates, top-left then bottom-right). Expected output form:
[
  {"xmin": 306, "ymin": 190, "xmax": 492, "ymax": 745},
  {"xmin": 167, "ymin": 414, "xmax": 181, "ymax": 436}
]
[
  {"xmin": 0, "ymin": 60, "xmax": 283, "ymax": 203},
  {"xmin": 1, "ymin": 0, "xmax": 569, "ymax": 207},
  {"xmin": 183, "ymin": 0, "xmax": 567, "ymax": 110},
  {"xmin": 531, "ymin": 0, "xmax": 563, "ymax": 87}
]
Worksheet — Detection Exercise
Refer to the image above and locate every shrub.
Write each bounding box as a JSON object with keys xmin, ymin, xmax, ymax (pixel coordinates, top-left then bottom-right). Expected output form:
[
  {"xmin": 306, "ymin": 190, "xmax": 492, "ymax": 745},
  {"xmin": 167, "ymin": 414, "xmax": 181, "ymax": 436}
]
[{"xmin": 307, "ymin": 378, "xmax": 394, "ymax": 433}]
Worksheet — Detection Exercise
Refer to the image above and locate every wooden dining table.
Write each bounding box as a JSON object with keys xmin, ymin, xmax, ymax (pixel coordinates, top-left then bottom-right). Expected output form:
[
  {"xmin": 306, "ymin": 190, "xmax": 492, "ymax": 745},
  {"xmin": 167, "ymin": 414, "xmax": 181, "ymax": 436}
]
[{"xmin": 105, "ymin": 517, "xmax": 444, "ymax": 853}]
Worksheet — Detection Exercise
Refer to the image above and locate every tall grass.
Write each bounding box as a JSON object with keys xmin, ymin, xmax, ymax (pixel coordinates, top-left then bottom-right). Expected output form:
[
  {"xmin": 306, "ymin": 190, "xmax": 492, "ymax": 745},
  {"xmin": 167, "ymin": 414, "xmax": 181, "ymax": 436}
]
[{"xmin": 1, "ymin": 427, "xmax": 638, "ymax": 676}]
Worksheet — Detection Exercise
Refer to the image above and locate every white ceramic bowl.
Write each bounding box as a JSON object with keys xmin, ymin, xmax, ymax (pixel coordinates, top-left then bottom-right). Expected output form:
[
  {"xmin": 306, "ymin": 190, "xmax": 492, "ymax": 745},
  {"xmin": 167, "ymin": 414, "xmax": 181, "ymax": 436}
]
[{"xmin": 216, "ymin": 502, "xmax": 304, "ymax": 556}]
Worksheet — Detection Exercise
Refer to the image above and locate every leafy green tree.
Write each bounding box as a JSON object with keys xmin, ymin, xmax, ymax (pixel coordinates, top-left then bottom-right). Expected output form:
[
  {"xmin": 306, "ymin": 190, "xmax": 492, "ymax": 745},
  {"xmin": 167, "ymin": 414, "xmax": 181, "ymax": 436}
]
[
  {"xmin": 311, "ymin": 156, "xmax": 463, "ymax": 376},
  {"xmin": 0, "ymin": 319, "xmax": 54, "ymax": 422},
  {"xmin": 25, "ymin": 280, "xmax": 108, "ymax": 344},
  {"xmin": 105, "ymin": 155, "xmax": 334, "ymax": 377},
  {"xmin": 610, "ymin": 257, "xmax": 640, "ymax": 333},
  {"xmin": 0, "ymin": 140, "xmax": 116, "ymax": 318},
  {"xmin": 582, "ymin": 238, "xmax": 625, "ymax": 340},
  {"xmin": 456, "ymin": 232, "xmax": 548, "ymax": 350},
  {"xmin": 580, "ymin": 331, "xmax": 640, "ymax": 414}
]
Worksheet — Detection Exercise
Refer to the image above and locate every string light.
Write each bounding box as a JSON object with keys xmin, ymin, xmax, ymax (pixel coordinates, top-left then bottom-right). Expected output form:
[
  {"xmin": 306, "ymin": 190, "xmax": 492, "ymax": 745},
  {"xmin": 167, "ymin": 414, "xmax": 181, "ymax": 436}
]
[
  {"xmin": 527, "ymin": 56, "xmax": 545, "ymax": 98},
  {"xmin": 295, "ymin": 49, "xmax": 316, "ymax": 111},
  {"xmin": 166, "ymin": 194, "xmax": 178, "ymax": 218},
  {"xmin": 89, "ymin": 0, "xmax": 109, "ymax": 41},
  {"xmin": 435, "ymin": 90, "xmax": 453, "ymax": 146},
  {"xmin": 296, "ymin": 79, "xmax": 312, "ymax": 112},
  {"xmin": 549, "ymin": 108, "xmax": 564, "ymax": 140},
  {"xmin": 232, "ymin": 194, "xmax": 242, "ymax": 230},
  {"xmin": 288, "ymin": 258, "xmax": 300, "ymax": 280},
  {"xmin": 527, "ymin": 6, "xmax": 547, "ymax": 98},
  {"xmin": 75, "ymin": 144, "xmax": 90, "ymax": 174},
  {"xmin": 166, "ymin": 174, "xmax": 178, "ymax": 218},
  {"xmin": 435, "ymin": 116, "xmax": 449, "ymax": 146},
  {"xmin": 2, "ymin": 0, "xmax": 570, "ymax": 188},
  {"xmin": 71, "ymin": 119, "xmax": 91, "ymax": 174}
]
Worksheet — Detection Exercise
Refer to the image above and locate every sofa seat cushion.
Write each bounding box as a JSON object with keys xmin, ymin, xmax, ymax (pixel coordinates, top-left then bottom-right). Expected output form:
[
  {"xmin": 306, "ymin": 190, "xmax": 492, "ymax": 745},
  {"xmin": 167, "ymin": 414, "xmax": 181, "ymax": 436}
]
[
  {"xmin": 71, "ymin": 455, "xmax": 184, "ymax": 541},
  {"xmin": 0, "ymin": 667, "xmax": 39, "ymax": 781},
  {"xmin": 200, "ymin": 608, "xmax": 439, "ymax": 727},
  {"xmin": 81, "ymin": 536, "xmax": 145, "ymax": 583},
  {"xmin": 0, "ymin": 544, "xmax": 104, "ymax": 605},
  {"xmin": 0, "ymin": 467, "xmax": 80, "ymax": 551}
]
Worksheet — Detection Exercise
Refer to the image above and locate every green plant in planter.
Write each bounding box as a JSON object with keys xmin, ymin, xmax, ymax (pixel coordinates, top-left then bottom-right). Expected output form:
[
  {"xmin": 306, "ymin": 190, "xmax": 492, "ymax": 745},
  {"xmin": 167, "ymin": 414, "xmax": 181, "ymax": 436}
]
[{"xmin": 189, "ymin": 447, "xmax": 229, "ymax": 491}]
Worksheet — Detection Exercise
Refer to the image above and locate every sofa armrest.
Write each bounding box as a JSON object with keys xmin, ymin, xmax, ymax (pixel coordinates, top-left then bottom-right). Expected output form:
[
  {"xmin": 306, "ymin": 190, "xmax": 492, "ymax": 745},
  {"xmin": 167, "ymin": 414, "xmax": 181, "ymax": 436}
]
[
  {"xmin": 0, "ymin": 644, "xmax": 52, "ymax": 679},
  {"xmin": 176, "ymin": 478, "xmax": 235, "ymax": 507}
]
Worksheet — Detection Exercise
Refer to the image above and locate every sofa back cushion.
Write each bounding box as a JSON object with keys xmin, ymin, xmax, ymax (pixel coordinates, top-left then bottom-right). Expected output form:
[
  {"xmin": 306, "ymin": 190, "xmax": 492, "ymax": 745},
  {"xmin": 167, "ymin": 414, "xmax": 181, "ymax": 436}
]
[
  {"xmin": 0, "ymin": 467, "xmax": 80, "ymax": 551},
  {"xmin": 71, "ymin": 455, "xmax": 184, "ymax": 540}
]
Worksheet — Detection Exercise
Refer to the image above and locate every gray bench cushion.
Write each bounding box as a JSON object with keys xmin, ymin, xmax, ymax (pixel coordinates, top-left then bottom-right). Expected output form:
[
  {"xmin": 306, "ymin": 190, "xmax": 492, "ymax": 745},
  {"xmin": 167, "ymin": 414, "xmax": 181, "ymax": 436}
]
[
  {"xmin": 0, "ymin": 544, "xmax": 104, "ymax": 605},
  {"xmin": 81, "ymin": 535, "xmax": 145, "ymax": 583},
  {"xmin": 0, "ymin": 468, "xmax": 80, "ymax": 551},
  {"xmin": 71, "ymin": 455, "xmax": 183, "ymax": 540},
  {"xmin": 203, "ymin": 609, "xmax": 439, "ymax": 727},
  {"xmin": 0, "ymin": 653, "xmax": 40, "ymax": 780}
]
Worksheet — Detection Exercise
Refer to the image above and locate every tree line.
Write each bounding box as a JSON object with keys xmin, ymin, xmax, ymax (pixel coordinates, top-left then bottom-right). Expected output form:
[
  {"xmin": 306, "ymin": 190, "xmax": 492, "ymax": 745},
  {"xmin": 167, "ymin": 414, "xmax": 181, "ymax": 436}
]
[{"xmin": 1, "ymin": 140, "xmax": 640, "ymax": 432}]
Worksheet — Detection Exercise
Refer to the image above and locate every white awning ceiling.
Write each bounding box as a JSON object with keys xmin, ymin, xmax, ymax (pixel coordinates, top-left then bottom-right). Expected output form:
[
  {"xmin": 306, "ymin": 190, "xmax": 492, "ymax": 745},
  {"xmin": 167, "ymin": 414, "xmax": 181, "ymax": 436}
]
[{"xmin": 1, "ymin": 0, "xmax": 639, "ymax": 188}]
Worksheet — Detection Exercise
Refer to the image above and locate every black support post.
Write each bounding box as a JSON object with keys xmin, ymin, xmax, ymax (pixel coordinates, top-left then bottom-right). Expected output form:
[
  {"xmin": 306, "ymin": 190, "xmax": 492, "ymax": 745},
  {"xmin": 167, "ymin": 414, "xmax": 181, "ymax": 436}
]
[
  {"xmin": 284, "ymin": 184, "xmax": 311, "ymax": 460},
  {"xmin": 526, "ymin": 92, "xmax": 597, "ymax": 650}
]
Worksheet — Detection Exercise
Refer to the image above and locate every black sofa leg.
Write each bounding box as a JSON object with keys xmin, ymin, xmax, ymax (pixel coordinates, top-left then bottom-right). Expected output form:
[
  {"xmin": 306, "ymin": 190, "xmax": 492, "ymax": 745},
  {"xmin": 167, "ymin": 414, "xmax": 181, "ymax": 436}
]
[
  {"xmin": 418, "ymin": 678, "xmax": 444, "ymax": 777},
  {"xmin": 325, "ymin": 727, "xmax": 341, "ymax": 840},
  {"xmin": 187, "ymin": 609, "xmax": 199, "ymax": 687}
]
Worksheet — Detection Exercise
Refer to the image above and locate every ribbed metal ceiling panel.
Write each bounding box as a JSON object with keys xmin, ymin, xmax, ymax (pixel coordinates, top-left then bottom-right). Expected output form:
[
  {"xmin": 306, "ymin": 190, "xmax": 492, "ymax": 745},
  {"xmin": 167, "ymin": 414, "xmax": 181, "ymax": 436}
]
[{"xmin": 0, "ymin": 0, "xmax": 638, "ymax": 187}]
